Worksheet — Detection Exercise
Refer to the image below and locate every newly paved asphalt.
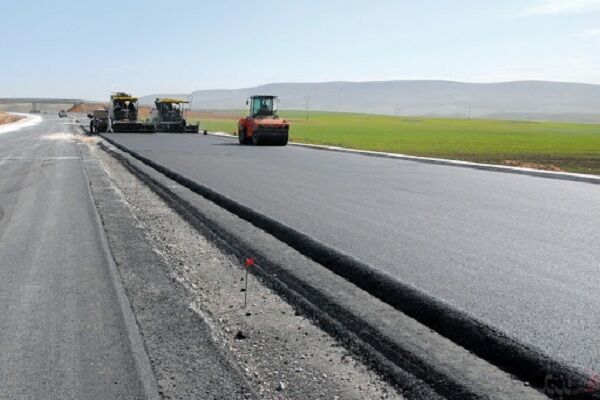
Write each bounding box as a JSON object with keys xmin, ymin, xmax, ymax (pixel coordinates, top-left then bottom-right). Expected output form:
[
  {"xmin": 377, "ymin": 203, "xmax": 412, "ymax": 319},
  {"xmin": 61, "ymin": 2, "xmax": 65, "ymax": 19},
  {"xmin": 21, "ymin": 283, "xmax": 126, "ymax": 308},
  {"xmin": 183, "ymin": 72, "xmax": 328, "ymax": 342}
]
[
  {"xmin": 108, "ymin": 132, "xmax": 600, "ymax": 373},
  {"xmin": 0, "ymin": 117, "xmax": 146, "ymax": 398}
]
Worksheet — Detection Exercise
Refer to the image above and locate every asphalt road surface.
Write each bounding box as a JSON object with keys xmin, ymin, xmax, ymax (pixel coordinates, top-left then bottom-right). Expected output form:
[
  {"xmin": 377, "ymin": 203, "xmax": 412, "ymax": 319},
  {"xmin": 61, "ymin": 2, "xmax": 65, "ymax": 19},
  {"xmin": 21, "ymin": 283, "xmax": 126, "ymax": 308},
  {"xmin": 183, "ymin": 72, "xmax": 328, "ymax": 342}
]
[
  {"xmin": 0, "ymin": 116, "xmax": 147, "ymax": 398},
  {"xmin": 108, "ymin": 132, "xmax": 600, "ymax": 373}
]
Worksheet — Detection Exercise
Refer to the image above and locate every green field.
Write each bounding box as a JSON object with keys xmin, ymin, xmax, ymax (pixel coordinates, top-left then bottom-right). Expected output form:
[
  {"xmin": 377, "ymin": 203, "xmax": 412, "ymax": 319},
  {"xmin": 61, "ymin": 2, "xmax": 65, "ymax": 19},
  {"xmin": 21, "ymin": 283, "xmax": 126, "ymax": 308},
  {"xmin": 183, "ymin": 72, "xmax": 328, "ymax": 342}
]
[{"xmin": 190, "ymin": 110, "xmax": 600, "ymax": 175}]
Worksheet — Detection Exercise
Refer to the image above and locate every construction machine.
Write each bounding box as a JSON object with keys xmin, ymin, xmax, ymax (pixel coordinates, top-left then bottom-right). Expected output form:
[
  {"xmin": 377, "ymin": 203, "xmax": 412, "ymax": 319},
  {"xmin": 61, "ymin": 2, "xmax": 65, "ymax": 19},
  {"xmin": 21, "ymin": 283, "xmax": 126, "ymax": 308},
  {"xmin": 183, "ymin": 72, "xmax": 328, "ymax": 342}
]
[
  {"xmin": 151, "ymin": 98, "xmax": 199, "ymax": 133},
  {"xmin": 88, "ymin": 109, "xmax": 109, "ymax": 133},
  {"xmin": 238, "ymin": 95, "xmax": 289, "ymax": 146},
  {"xmin": 107, "ymin": 92, "xmax": 154, "ymax": 133}
]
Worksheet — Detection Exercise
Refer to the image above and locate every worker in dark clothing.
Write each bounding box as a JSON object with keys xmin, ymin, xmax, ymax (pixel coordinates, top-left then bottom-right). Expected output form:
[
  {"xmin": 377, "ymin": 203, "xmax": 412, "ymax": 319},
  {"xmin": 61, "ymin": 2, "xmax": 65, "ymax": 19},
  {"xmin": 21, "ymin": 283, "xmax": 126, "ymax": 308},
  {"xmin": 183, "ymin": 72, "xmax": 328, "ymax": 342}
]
[
  {"xmin": 114, "ymin": 102, "xmax": 123, "ymax": 120},
  {"xmin": 128, "ymin": 101, "xmax": 137, "ymax": 119}
]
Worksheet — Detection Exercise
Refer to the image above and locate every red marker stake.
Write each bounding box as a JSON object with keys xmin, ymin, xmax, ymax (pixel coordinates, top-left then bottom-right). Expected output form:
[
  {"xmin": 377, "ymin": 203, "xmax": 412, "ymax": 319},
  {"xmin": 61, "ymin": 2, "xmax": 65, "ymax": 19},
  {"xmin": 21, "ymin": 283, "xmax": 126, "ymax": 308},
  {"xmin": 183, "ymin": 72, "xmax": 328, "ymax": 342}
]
[{"xmin": 244, "ymin": 258, "xmax": 254, "ymax": 308}]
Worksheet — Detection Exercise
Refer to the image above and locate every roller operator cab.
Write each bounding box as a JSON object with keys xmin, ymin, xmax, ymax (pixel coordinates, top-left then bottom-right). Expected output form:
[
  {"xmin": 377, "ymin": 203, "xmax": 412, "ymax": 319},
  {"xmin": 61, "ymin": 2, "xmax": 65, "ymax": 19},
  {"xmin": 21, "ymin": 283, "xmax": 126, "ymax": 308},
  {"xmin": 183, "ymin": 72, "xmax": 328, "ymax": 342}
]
[{"xmin": 238, "ymin": 95, "xmax": 289, "ymax": 146}]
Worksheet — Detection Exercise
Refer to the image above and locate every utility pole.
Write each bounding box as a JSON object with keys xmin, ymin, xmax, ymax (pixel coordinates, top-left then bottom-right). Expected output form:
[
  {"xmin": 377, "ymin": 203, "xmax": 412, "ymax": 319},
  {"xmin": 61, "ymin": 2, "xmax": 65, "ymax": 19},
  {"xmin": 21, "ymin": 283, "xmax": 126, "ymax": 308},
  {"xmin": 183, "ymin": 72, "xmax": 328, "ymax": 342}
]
[{"xmin": 304, "ymin": 95, "xmax": 312, "ymax": 121}]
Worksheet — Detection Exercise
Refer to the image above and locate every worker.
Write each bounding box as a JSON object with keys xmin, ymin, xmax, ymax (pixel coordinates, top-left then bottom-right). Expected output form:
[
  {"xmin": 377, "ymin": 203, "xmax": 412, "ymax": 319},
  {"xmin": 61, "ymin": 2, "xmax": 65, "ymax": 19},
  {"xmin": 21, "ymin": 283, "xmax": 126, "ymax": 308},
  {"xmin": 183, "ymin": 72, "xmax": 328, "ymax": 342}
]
[
  {"xmin": 259, "ymin": 101, "xmax": 270, "ymax": 116},
  {"xmin": 128, "ymin": 101, "xmax": 137, "ymax": 119},
  {"xmin": 114, "ymin": 102, "xmax": 122, "ymax": 119}
]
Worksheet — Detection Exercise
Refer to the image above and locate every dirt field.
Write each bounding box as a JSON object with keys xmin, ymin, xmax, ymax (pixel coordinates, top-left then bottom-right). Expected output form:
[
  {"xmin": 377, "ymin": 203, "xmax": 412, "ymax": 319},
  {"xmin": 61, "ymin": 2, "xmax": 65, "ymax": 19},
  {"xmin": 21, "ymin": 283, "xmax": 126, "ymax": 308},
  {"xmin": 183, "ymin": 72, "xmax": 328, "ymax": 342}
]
[
  {"xmin": 70, "ymin": 102, "xmax": 233, "ymax": 123},
  {"xmin": 0, "ymin": 112, "xmax": 23, "ymax": 125},
  {"xmin": 68, "ymin": 103, "xmax": 108, "ymax": 114},
  {"xmin": 138, "ymin": 108, "xmax": 233, "ymax": 121},
  {"xmin": 500, "ymin": 160, "xmax": 564, "ymax": 171}
]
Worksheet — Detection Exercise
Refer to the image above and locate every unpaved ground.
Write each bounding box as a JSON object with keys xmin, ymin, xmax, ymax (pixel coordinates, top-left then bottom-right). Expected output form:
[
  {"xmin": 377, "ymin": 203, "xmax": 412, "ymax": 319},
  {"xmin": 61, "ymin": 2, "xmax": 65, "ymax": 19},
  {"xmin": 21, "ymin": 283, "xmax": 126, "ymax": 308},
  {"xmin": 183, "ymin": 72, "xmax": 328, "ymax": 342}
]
[
  {"xmin": 91, "ymin": 140, "xmax": 403, "ymax": 400},
  {"xmin": 0, "ymin": 112, "xmax": 22, "ymax": 125},
  {"xmin": 68, "ymin": 102, "xmax": 108, "ymax": 114},
  {"xmin": 501, "ymin": 159, "xmax": 563, "ymax": 171}
]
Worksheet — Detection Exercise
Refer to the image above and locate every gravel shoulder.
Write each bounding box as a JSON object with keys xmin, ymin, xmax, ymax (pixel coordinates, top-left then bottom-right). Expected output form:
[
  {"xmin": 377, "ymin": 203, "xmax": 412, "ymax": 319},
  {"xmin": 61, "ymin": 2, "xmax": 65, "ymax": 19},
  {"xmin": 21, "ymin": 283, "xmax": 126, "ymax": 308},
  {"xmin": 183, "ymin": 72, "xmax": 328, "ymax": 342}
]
[
  {"xmin": 87, "ymin": 138, "xmax": 404, "ymax": 399},
  {"xmin": 81, "ymin": 139, "xmax": 256, "ymax": 399}
]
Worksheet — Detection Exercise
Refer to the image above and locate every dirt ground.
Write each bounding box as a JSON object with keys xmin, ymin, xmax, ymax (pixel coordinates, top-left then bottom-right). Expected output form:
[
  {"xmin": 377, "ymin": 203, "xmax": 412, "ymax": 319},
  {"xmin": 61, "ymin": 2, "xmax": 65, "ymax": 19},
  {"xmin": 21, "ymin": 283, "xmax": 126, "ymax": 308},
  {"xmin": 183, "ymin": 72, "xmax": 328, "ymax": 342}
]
[
  {"xmin": 92, "ymin": 141, "xmax": 403, "ymax": 400},
  {"xmin": 69, "ymin": 102, "xmax": 238, "ymax": 121},
  {"xmin": 0, "ymin": 112, "xmax": 23, "ymax": 125},
  {"xmin": 501, "ymin": 160, "xmax": 564, "ymax": 171},
  {"xmin": 138, "ymin": 108, "xmax": 236, "ymax": 120},
  {"xmin": 68, "ymin": 102, "xmax": 108, "ymax": 114},
  {"xmin": 187, "ymin": 110, "xmax": 240, "ymax": 119}
]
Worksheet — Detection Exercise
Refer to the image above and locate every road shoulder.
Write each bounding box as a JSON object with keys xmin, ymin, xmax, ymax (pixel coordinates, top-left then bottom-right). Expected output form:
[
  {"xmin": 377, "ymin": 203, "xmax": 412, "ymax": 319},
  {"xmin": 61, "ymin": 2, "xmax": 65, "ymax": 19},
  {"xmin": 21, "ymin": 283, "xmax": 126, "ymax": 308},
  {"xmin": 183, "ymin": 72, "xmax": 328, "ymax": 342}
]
[
  {"xmin": 78, "ymin": 142, "xmax": 161, "ymax": 400},
  {"xmin": 79, "ymin": 140, "xmax": 256, "ymax": 399}
]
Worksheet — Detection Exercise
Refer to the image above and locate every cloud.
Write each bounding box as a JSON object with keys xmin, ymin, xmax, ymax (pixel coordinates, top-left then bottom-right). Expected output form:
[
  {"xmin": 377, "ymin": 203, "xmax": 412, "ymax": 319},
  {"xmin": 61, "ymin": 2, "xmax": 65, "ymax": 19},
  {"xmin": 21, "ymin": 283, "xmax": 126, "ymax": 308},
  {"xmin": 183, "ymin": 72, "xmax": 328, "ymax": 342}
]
[
  {"xmin": 526, "ymin": 0, "xmax": 600, "ymax": 15},
  {"xmin": 577, "ymin": 28, "xmax": 600, "ymax": 38}
]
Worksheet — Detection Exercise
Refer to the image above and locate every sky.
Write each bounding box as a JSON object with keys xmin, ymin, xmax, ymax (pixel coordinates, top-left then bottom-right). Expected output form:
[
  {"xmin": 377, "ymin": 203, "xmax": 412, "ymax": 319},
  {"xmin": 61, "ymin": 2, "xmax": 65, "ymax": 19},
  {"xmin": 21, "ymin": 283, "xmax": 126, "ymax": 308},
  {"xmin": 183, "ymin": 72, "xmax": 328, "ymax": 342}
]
[{"xmin": 0, "ymin": 0, "xmax": 599, "ymax": 100}]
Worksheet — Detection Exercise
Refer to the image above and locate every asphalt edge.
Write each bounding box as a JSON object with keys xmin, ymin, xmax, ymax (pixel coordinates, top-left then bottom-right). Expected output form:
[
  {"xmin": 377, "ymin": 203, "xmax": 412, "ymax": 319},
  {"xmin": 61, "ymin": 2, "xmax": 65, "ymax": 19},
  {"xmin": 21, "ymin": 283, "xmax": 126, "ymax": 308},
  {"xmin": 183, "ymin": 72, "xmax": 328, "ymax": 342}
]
[
  {"xmin": 210, "ymin": 131, "xmax": 600, "ymax": 185},
  {"xmin": 99, "ymin": 134, "xmax": 599, "ymax": 399},
  {"xmin": 76, "ymin": 136, "xmax": 161, "ymax": 400}
]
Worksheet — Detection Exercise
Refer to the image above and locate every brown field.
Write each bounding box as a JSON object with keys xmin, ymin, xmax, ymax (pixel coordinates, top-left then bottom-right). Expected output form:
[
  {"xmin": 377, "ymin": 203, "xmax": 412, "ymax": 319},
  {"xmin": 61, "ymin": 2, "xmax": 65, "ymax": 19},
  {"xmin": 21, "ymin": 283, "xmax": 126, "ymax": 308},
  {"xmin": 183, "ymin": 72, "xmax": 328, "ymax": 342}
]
[
  {"xmin": 0, "ymin": 112, "xmax": 23, "ymax": 125},
  {"xmin": 186, "ymin": 110, "xmax": 240, "ymax": 119},
  {"xmin": 68, "ymin": 103, "xmax": 108, "ymax": 114},
  {"xmin": 69, "ymin": 102, "xmax": 238, "ymax": 122},
  {"xmin": 137, "ymin": 106, "xmax": 153, "ymax": 119},
  {"xmin": 140, "ymin": 108, "xmax": 237, "ymax": 121},
  {"xmin": 501, "ymin": 160, "xmax": 564, "ymax": 171}
]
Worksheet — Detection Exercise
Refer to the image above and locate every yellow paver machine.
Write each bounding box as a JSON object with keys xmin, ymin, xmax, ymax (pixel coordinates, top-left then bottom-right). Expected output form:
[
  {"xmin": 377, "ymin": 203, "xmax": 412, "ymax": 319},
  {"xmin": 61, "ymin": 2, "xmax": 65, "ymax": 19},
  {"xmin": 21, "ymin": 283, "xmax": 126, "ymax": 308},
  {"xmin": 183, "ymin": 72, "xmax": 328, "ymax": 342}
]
[
  {"xmin": 108, "ymin": 93, "xmax": 154, "ymax": 133},
  {"xmin": 151, "ymin": 98, "xmax": 199, "ymax": 133}
]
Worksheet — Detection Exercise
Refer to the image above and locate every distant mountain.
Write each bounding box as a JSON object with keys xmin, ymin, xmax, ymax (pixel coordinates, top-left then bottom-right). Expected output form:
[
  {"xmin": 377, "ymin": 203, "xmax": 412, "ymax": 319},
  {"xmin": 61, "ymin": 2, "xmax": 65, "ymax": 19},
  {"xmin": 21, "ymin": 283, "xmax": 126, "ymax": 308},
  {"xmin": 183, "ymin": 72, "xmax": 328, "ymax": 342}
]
[{"xmin": 140, "ymin": 80, "xmax": 600, "ymax": 123}]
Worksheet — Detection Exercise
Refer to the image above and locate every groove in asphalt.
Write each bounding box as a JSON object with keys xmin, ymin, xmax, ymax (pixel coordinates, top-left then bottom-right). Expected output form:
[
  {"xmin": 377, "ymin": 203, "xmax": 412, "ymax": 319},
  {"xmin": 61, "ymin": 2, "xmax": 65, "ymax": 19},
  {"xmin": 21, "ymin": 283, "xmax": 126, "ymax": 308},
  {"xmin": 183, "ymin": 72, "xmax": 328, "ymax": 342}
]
[{"xmin": 107, "ymin": 132, "xmax": 600, "ymax": 374}]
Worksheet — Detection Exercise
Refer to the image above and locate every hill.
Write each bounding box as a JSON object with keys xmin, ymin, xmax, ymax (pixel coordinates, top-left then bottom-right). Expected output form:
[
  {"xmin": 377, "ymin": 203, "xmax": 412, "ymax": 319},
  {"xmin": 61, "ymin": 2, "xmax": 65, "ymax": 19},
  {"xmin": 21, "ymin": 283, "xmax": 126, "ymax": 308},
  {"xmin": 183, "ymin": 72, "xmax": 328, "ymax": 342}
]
[{"xmin": 140, "ymin": 80, "xmax": 600, "ymax": 123}]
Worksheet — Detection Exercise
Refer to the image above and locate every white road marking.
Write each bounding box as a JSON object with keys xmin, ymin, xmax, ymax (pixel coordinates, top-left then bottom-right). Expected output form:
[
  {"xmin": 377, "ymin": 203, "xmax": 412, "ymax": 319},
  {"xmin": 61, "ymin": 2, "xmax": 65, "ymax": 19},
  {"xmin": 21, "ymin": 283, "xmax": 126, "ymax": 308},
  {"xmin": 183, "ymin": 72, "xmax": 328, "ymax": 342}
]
[{"xmin": 41, "ymin": 133, "xmax": 76, "ymax": 141}]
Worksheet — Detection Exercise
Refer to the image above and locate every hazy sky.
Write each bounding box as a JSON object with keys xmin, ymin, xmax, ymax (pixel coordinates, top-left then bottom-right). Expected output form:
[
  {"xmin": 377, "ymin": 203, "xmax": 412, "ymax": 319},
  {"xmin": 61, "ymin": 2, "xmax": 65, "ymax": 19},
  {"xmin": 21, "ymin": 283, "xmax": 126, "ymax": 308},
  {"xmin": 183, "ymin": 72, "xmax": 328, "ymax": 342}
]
[{"xmin": 1, "ymin": 0, "xmax": 599, "ymax": 100}]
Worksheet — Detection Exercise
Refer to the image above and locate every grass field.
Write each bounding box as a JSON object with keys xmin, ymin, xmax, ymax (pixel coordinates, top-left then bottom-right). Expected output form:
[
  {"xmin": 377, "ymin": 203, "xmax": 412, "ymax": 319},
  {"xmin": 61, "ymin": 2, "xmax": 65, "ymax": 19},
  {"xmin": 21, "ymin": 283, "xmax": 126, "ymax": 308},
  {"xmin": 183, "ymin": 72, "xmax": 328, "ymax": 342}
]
[{"xmin": 189, "ymin": 110, "xmax": 600, "ymax": 175}]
